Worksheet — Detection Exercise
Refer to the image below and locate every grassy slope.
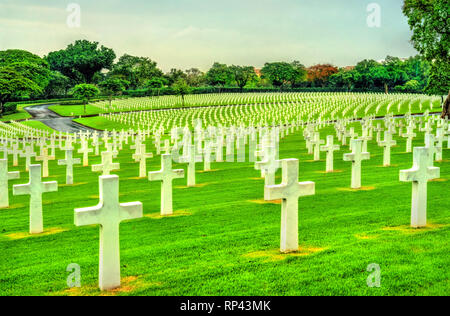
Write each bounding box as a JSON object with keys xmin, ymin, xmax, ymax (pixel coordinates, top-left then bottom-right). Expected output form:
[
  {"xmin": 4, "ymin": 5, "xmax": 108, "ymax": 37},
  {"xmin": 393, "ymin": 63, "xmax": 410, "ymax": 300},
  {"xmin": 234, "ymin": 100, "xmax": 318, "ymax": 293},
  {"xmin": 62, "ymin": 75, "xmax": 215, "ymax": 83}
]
[
  {"xmin": 48, "ymin": 104, "xmax": 105, "ymax": 117},
  {"xmin": 0, "ymin": 122, "xmax": 448, "ymax": 296},
  {"xmin": 19, "ymin": 121, "xmax": 58, "ymax": 133},
  {"xmin": 0, "ymin": 104, "xmax": 32, "ymax": 122},
  {"xmin": 50, "ymin": 96, "xmax": 443, "ymax": 118}
]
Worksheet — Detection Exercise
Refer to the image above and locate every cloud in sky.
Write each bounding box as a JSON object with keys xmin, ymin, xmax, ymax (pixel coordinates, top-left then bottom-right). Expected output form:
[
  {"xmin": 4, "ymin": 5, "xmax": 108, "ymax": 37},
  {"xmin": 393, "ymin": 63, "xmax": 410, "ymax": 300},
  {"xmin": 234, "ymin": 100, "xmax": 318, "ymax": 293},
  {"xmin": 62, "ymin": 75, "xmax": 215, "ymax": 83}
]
[{"xmin": 0, "ymin": 0, "xmax": 417, "ymax": 71}]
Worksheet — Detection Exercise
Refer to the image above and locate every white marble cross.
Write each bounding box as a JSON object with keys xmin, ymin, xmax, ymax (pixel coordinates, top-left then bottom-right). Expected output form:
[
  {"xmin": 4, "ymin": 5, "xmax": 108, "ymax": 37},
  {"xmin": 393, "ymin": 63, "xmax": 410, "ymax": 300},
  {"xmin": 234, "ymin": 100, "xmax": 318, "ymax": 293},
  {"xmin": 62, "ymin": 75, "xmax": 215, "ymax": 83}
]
[
  {"xmin": 320, "ymin": 135, "xmax": 340, "ymax": 172},
  {"xmin": 13, "ymin": 164, "xmax": 58, "ymax": 234},
  {"xmin": 402, "ymin": 124, "xmax": 416, "ymax": 153},
  {"xmin": 203, "ymin": 141, "xmax": 214, "ymax": 171},
  {"xmin": 58, "ymin": 149, "xmax": 81, "ymax": 185},
  {"xmin": 424, "ymin": 134, "xmax": 439, "ymax": 166},
  {"xmin": 186, "ymin": 145, "xmax": 202, "ymax": 187},
  {"xmin": 256, "ymin": 146, "xmax": 279, "ymax": 186},
  {"xmin": 379, "ymin": 131, "xmax": 396, "ymax": 166},
  {"xmin": 78, "ymin": 139, "xmax": 93, "ymax": 166},
  {"xmin": 360, "ymin": 127, "xmax": 372, "ymax": 153},
  {"xmin": 132, "ymin": 144, "xmax": 153, "ymax": 178},
  {"xmin": 92, "ymin": 151, "xmax": 120, "ymax": 176},
  {"xmin": 400, "ymin": 147, "xmax": 440, "ymax": 227},
  {"xmin": 0, "ymin": 159, "xmax": 19, "ymax": 208},
  {"xmin": 149, "ymin": 154, "xmax": 185, "ymax": 215},
  {"xmin": 74, "ymin": 175, "xmax": 143, "ymax": 290},
  {"xmin": 310, "ymin": 132, "xmax": 325, "ymax": 161},
  {"xmin": 435, "ymin": 128, "xmax": 445, "ymax": 161},
  {"xmin": 343, "ymin": 139, "xmax": 370, "ymax": 189},
  {"xmin": 373, "ymin": 123, "xmax": 384, "ymax": 143},
  {"xmin": 21, "ymin": 145, "xmax": 36, "ymax": 172},
  {"xmin": 36, "ymin": 148, "xmax": 55, "ymax": 178},
  {"xmin": 11, "ymin": 142, "xmax": 20, "ymax": 167},
  {"xmin": 264, "ymin": 159, "xmax": 315, "ymax": 253}
]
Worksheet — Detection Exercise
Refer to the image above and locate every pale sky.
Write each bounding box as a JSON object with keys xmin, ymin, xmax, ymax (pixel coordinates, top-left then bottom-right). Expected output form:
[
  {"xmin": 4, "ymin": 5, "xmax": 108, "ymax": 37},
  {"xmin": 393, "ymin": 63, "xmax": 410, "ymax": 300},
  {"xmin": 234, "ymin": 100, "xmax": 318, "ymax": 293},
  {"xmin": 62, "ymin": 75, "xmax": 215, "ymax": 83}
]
[{"xmin": 0, "ymin": 0, "xmax": 417, "ymax": 72}]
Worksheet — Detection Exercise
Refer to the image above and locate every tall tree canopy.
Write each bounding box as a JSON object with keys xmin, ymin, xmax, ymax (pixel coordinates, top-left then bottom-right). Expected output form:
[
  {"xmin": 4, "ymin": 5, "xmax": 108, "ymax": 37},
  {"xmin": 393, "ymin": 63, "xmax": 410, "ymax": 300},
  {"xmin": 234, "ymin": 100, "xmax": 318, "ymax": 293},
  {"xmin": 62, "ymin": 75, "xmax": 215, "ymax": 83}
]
[
  {"xmin": 0, "ymin": 67, "xmax": 41, "ymax": 115},
  {"xmin": 46, "ymin": 40, "xmax": 116, "ymax": 84},
  {"xmin": 110, "ymin": 54, "xmax": 163, "ymax": 89},
  {"xmin": 0, "ymin": 50, "xmax": 50, "ymax": 114},
  {"xmin": 99, "ymin": 78, "xmax": 128, "ymax": 107},
  {"xmin": 165, "ymin": 68, "xmax": 187, "ymax": 86},
  {"xmin": 229, "ymin": 65, "xmax": 257, "ymax": 90},
  {"xmin": 261, "ymin": 62, "xmax": 296, "ymax": 90},
  {"xmin": 290, "ymin": 61, "xmax": 308, "ymax": 87},
  {"xmin": 185, "ymin": 68, "xmax": 206, "ymax": 87},
  {"xmin": 71, "ymin": 83, "xmax": 99, "ymax": 114},
  {"xmin": 403, "ymin": 0, "xmax": 450, "ymax": 117},
  {"xmin": 206, "ymin": 63, "xmax": 233, "ymax": 89},
  {"xmin": 0, "ymin": 49, "xmax": 51, "ymax": 91},
  {"xmin": 172, "ymin": 78, "xmax": 192, "ymax": 107}
]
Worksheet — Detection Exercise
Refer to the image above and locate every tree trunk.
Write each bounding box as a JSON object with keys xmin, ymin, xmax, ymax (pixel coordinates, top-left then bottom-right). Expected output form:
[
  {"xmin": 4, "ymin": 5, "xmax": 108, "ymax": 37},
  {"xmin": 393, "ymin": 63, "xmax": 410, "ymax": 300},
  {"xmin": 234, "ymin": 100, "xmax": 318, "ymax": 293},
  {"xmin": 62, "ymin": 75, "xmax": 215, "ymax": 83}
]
[
  {"xmin": 181, "ymin": 94, "xmax": 185, "ymax": 107},
  {"xmin": 0, "ymin": 101, "xmax": 3, "ymax": 117},
  {"xmin": 442, "ymin": 90, "xmax": 450, "ymax": 119},
  {"xmin": 384, "ymin": 83, "xmax": 389, "ymax": 94}
]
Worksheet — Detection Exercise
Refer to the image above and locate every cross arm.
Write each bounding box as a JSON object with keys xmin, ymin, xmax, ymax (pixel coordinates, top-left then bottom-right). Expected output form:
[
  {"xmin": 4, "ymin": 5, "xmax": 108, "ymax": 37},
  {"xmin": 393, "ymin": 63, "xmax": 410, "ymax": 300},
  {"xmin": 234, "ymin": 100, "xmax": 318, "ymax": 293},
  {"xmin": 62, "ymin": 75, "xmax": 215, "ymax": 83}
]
[
  {"xmin": 120, "ymin": 202, "xmax": 143, "ymax": 221},
  {"xmin": 13, "ymin": 183, "xmax": 30, "ymax": 196},
  {"xmin": 427, "ymin": 166, "xmax": 440, "ymax": 181},
  {"xmin": 172, "ymin": 169, "xmax": 185, "ymax": 179},
  {"xmin": 399, "ymin": 167, "xmax": 418, "ymax": 182},
  {"xmin": 264, "ymin": 184, "xmax": 285, "ymax": 201},
  {"xmin": 298, "ymin": 181, "xmax": 315, "ymax": 197},
  {"xmin": 57, "ymin": 160, "xmax": 67, "ymax": 166},
  {"xmin": 148, "ymin": 170, "xmax": 163, "ymax": 181},
  {"xmin": 343, "ymin": 153, "xmax": 355, "ymax": 162},
  {"xmin": 74, "ymin": 205, "xmax": 102, "ymax": 227},
  {"xmin": 92, "ymin": 164, "xmax": 103, "ymax": 172},
  {"xmin": 8, "ymin": 171, "xmax": 19, "ymax": 180},
  {"xmin": 42, "ymin": 181, "xmax": 58, "ymax": 193}
]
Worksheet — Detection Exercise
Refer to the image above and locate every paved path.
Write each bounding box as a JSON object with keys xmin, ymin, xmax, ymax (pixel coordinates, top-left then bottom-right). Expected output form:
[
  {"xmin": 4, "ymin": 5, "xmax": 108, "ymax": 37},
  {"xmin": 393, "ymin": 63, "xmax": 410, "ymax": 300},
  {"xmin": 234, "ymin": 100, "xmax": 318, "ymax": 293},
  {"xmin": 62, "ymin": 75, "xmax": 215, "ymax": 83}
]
[{"xmin": 24, "ymin": 104, "xmax": 98, "ymax": 133}]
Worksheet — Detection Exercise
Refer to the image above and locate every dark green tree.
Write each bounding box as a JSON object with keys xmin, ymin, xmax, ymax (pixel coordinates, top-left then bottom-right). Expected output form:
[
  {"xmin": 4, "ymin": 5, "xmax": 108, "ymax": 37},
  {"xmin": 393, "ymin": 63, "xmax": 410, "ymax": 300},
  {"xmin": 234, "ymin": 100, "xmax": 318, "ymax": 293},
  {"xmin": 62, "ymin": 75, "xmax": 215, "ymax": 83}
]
[
  {"xmin": 165, "ymin": 68, "xmax": 187, "ymax": 86},
  {"xmin": 261, "ymin": 62, "xmax": 295, "ymax": 90},
  {"xmin": 71, "ymin": 83, "xmax": 100, "ymax": 114},
  {"xmin": 206, "ymin": 63, "xmax": 233, "ymax": 91},
  {"xmin": 0, "ymin": 67, "xmax": 41, "ymax": 116},
  {"xmin": 185, "ymin": 68, "xmax": 206, "ymax": 87},
  {"xmin": 110, "ymin": 54, "xmax": 163, "ymax": 89},
  {"xmin": 99, "ymin": 78, "xmax": 128, "ymax": 108},
  {"xmin": 0, "ymin": 49, "xmax": 51, "ymax": 91},
  {"xmin": 403, "ymin": 0, "xmax": 450, "ymax": 117},
  {"xmin": 289, "ymin": 61, "xmax": 308, "ymax": 87},
  {"xmin": 43, "ymin": 71, "xmax": 72, "ymax": 97},
  {"xmin": 172, "ymin": 78, "xmax": 191, "ymax": 107},
  {"xmin": 229, "ymin": 65, "xmax": 257, "ymax": 91},
  {"xmin": 144, "ymin": 77, "xmax": 168, "ymax": 96},
  {"xmin": 46, "ymin": 40, "xmax": 116, "ymax": 84}
]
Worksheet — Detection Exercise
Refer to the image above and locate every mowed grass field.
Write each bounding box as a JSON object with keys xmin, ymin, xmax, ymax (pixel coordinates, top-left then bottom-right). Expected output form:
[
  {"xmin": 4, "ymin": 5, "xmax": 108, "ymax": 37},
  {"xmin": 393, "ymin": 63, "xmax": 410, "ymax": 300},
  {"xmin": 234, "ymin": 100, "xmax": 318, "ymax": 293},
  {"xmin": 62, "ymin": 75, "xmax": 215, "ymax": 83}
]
[{"xmin": 0, "ymin": 122, "xmax": 448, "ymax": 296}]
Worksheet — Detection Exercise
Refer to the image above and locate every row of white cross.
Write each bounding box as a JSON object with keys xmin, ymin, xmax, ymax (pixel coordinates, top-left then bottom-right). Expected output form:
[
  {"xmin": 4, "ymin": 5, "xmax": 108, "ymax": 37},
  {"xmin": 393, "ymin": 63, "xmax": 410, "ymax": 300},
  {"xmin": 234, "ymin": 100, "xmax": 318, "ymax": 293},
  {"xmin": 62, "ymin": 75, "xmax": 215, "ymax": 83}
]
[{"xmin": 0, "ymin": 114, "xmax": 447, "ymax": 291}]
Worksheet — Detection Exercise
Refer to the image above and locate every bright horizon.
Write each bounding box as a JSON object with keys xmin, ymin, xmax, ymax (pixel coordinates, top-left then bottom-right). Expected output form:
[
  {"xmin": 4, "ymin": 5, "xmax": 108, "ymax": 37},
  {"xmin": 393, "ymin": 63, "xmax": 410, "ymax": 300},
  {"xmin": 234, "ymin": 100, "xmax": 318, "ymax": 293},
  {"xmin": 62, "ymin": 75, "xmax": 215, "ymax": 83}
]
[{"xmin": 0, "ymin": 0, "xmax": 417, "ymax": 72}]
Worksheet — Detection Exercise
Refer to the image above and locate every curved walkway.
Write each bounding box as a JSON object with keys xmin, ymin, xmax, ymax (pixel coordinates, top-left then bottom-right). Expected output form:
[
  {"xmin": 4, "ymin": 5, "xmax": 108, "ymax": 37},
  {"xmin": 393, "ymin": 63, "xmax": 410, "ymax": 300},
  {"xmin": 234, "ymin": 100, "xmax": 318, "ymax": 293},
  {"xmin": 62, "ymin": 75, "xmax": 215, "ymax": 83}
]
[{"xmin": 24, "ymin": 104, "xmax": 99, "ymax": 133}]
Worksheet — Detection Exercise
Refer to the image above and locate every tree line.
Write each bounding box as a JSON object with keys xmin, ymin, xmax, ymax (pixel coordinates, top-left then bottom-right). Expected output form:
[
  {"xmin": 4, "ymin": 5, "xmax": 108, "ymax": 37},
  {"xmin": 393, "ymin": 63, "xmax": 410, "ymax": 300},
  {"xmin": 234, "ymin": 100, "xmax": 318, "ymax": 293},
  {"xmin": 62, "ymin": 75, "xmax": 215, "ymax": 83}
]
[{"xmin": 0, "ymin": 0, "xmax": 448, "ymax": 116}]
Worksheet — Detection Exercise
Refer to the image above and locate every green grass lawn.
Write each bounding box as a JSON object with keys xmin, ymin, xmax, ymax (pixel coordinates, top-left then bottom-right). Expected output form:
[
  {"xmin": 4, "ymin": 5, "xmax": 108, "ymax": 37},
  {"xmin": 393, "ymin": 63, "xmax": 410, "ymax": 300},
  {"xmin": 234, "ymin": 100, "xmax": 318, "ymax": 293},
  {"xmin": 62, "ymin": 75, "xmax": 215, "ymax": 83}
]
[
  {"xmin": 74, "ymin": 116, "xmax": 135, "ymax": 130},
  {"xmin": 18, "ymin": 120, "xmax": 59, "ymax": 133},
  {"xmin": 0, "ymin": 121, "xmax": 448, "ymax": 296},
  {"xmin": 48, "ymin": 104, "xmax": 105, "ymax": 117},
  {"xmin": 0, "ymin": 104, "xmax": 32, "ymax": 122}
]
